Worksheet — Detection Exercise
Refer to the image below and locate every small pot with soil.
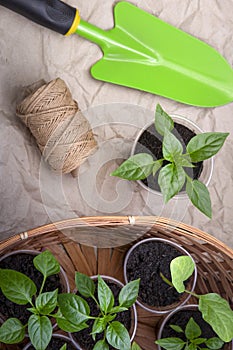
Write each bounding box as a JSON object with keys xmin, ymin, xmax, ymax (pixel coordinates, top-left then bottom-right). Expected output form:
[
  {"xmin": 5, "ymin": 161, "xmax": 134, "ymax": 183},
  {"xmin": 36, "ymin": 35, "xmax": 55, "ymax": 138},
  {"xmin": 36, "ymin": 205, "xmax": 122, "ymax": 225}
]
[
  {"xmin": 131, "ymin": 114, "xmax": 213, "ymax": 196},
  {"xmin": 111, "ymin": 104, "xmax": 229, "ymax": 218},
  {"xmin": 123, "ymin": 238, "xmax": 197, "ymax": 314},
  {"xmin": 59, "ymin": 274, "xmax": 138, "ymax": 350},
  {"xmin": 0, "ymin": 249, "xmax": 70, "ymax": 349},
  {"xmin": 0, "ymin": 249, "xmax": 70, "ymax": 324},
  {"xmin": 156, "ymin": 304, "xmax": 233, "ymax": 350},
  {"xmin": 156, "ymin": 254, "xmax": 233, "ymax": 347},
  {"xmin": 23, "ymin": 333, "xmax": 78, "ymax": 350}
]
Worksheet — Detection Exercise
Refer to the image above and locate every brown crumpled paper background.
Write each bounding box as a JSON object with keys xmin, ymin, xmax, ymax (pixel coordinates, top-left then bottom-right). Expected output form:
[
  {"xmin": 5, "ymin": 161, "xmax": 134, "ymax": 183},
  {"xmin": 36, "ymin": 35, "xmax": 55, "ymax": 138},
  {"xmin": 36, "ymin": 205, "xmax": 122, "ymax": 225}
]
[{"xmin": 0, "ymin": 0, "xmax": 233, "ymax": 248}]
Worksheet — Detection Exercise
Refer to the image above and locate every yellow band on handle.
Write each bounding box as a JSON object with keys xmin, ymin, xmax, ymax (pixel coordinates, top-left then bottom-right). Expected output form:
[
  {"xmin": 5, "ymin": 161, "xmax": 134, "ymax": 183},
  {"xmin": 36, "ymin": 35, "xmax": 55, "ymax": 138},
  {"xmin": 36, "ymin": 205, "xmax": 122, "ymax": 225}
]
[{"xmin": 65, "ymin": 9, "xmax": 81, "ymax": 36}]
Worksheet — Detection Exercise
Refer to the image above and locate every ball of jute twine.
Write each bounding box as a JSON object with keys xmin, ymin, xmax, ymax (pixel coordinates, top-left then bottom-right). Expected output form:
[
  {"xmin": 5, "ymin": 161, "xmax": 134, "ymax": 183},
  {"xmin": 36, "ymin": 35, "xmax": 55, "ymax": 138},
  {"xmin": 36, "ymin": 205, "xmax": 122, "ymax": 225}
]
[{"xmin": 16, "ymin": 78, "xmax": 96, "ymax": 174}]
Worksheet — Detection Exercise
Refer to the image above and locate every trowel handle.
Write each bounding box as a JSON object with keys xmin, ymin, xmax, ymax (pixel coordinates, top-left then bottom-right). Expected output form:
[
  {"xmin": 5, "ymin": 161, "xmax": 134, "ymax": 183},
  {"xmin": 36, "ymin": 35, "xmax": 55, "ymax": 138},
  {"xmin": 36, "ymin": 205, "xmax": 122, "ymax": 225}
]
[{"xmin": 0, "ymin": 0, "xmax": 81, "ymax": 35}]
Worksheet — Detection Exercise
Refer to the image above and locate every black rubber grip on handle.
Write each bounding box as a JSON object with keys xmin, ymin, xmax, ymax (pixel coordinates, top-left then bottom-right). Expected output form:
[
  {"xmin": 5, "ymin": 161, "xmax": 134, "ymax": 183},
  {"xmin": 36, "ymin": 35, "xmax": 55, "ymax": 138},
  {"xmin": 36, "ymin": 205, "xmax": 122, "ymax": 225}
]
[{"xmin": 0, "ymin": 0, "xmax": 76, "ymax": 35}]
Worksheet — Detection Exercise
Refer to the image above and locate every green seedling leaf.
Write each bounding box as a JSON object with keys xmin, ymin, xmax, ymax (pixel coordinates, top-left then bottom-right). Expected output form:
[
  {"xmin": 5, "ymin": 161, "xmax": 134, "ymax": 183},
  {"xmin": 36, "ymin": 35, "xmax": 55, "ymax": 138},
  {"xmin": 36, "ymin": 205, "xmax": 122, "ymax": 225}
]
[
  {"xmin": 199, "ymin": 293, "xmax": 233, "ymax": 342},
  {"xmin": 57, "ymin": 317, "xmax": 88, "ymax": 333},
  {"xmin": 186, "ymin": 344, "xmax": 197, "ymax": 350},
  {"xmin": 104, "ymin": 314, "xmax": 117, "ymax": 323},
  {"xmin": 119, "ymin": 278, "xmax": 140, "ymax": 308},
  {"xmin": 91, "ymin": 318, "xmax": 106, "ymax": 339},
  {"xmin": 187, "ymin": 132, "xmax": 229, "ymax": 162},
  {"xmin": 33, "ymin": 250, "xmax": 60, "ymax": 278},
  {"xmin": 106, "ymin": 321, "xmax": 131, "ymax": 350},
  {"xmin": 192, "ymin": 338, "xmax": 207, "ymax": 345},
  {"xmin": 163, "ymin": 130, "xmax": 183, "ymax": 162},
  {"xmin": 35, "ymin": 289, "xmax": 58, "ymax": 315},
  {"xmin": 55, "ymin": 309, "xmax": 88, "ymax": 333},
  {"xmin": 59, "ymin": 345, "xmax": 67, "ymax": 350},
  {"xmin": 205, "ymin": 337, "xmax": 224, "ymax": 349},
  {"xmin": 173, "ymin": 154, "xmax": 194, "ymax": 168},
  {"xmin": 75, "ymin": 272, "xmax": 95, "ymax": 298},
  {"xmin": 170, "ymin": 324, "xmax": 184, "ymax": 333},
  {"xmin": 93, "ymin": 339, "xmax": 109, "ymax": 350},
  {"xmin": 185, "ymin": 317, "xmax": 201, "ymax": 340},
  {"xmin": 131, "ymin": 342, "xmax": 142, "ymax": 350},
  {"xmin": 98, "ymin": 275, "xmax": 114, "ymax": 313},
  {"xmin": 154, "ymin": 104, "xmax": 174, "ymax": 136},
  {"xmin": 27, "ymin": 307, "xmax": 38, "ymax": 314},
  {"xmin": 152, "ymin": 160, "xmax": 163, "ymax": 176},
  {"xmin": 91, "ymin": 314, "xmax": 117, "ymax": 340},
  {"xmin": 0, "ymin": 318, "xmax": 25, "ymax": 344},
  {"xmin": 28, "ymin": 315, "xmax": 52, "ymax": 350},
  {"xmin": 111, "ymin": 154, "xmax": 155, "ymax": 180},
  {"xmin": 186, "ymin": 179, "xmax": 212, "ymax": 218},
  {"xmin": 158, "ymin": 164, "xmax": 185, "ymax": 203},
  {"xmin": 0, "ymin": 269, "xmax": 36, "ymax": 305},
  {"xmin": 110, "ymin": 306, "xmax": 128, "ymax": 313},
  {"xmin": 170, "ymin": 256, "xmax": 195, "ymax": 293},
  {"xmin": 155, "ymin": 337, "xmax": 185, "ymax": 349},
  {"xmin": 58, "ymin": 293, "xmax": 90, "ymax": 325}
]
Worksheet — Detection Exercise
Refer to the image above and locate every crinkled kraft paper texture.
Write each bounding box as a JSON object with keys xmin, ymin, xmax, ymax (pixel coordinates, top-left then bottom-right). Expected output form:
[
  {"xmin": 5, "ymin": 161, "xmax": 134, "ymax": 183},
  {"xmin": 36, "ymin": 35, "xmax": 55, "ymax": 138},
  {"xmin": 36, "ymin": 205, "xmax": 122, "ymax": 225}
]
[{"xmin": 0, "ymin": 0, "xmax": 233, "ymax": 248}]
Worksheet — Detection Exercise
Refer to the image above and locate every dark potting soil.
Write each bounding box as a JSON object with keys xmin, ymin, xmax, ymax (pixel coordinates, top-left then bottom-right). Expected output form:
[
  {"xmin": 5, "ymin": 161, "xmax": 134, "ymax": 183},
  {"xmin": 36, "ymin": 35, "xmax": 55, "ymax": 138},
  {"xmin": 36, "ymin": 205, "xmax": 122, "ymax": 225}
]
[
  {"xmin": 126, "ymin": 241, "xmax": 188, "ymax": 307},
  {"xmin": 72, "ymin": 281, "xmax": 132, "ymax": 350},
  {"xmin": 160, "ymin": 309, "xmax": 225, "ymax": 349},
  {"xmin": 134, "ymin": 122, "xmax": 203, "ymax": 191},
  {"xmin": 26, "ymin": 337, "xmax": 76, "ymax": 350},
  {"xmin": 0, "ymin": 253, "xmax": 63, "ymax": 324}
]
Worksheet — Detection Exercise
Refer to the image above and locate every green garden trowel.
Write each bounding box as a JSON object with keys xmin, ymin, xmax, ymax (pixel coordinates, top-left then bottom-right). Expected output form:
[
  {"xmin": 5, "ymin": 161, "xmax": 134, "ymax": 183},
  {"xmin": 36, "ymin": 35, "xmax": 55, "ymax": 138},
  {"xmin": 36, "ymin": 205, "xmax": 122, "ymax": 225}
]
[{"xmin": 1, "ymin": 0, "xmax": 233, "ymax": 107}]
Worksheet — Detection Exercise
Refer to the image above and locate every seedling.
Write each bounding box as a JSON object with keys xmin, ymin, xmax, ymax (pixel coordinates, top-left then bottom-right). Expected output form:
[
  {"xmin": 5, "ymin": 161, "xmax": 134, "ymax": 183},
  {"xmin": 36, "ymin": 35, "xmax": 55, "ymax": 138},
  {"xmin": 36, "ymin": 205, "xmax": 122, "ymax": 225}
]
[
  {"xmin": 160, "ymin": 256, "xmax": 233, "ymax": 343},
  {"xmin": 57, "ymin": 273, "xmax": 140, "ymax": 350},
  {"xmin": 156, "ymin": 316, "xmax": 224, "ymax": 350},
  {"xmin": 111, "ymin": 104, "xmax": 229, "ymax": 218},
  {"xmin": 0, "ymin": 250, "xmax": 62, "ymax": 350}
]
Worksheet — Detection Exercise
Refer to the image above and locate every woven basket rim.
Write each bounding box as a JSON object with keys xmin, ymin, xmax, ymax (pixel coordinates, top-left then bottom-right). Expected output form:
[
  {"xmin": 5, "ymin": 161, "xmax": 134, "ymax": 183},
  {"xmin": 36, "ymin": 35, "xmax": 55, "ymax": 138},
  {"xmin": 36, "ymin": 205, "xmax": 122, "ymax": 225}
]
[
  {"xmin": 0, "ymin": 216, "xmax": 232, "ymax": 350},
  {"xmin": 0, "ymin": 216, "xmax": 232, "ymax": 259}
]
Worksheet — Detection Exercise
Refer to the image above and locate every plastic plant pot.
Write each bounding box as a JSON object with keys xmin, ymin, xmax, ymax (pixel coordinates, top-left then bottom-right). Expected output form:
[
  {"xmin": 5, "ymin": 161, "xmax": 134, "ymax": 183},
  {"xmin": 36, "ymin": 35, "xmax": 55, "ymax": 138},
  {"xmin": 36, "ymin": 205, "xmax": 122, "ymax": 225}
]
[
  {"xmin": 131, "ymin": 114, "xmax": 214, "ymax": 199},
  {"xmin": 124, "ymin": 238, "xmax": 197, "ymax": 314},
  {"xmin": 70, "ymin": 275, "xmax": 138, "ymax": 349},
  {"xmin": 156, "ymin": 304, "xmax": 233, "ymax": 350}
]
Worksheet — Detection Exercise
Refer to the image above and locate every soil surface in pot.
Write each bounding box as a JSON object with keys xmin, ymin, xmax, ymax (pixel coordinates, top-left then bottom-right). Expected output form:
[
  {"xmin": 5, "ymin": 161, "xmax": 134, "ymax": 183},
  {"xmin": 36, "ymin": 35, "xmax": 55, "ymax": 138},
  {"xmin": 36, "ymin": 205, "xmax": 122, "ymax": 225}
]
[
  {"xmin": 0, "ymin": 253, "xmax": 63, "ymax": 324},
  {"xmin": 134, "ymin": 122, "xmax": 203, "ymax": 191},
  {"xmin": 72, "ymin": 281, "xmax": 131, "ymax": 350},
  {"xmin": 126, "ymin": 241, "xmax": 189, "ymax": 307},
  {"xmin": 160, "ymin": 309, "xmax": 226, "ymax": 349},
  {"xmin": 26, "ymin": 337, "xmax": 76, "ymax": 350}
]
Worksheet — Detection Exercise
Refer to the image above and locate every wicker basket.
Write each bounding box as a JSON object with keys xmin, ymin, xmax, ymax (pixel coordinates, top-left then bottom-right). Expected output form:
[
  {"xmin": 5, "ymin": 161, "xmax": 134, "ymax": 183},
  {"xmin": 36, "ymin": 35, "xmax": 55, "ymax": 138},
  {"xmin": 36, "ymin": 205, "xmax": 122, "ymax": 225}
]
[{"xmin": 0, "ymin": 216, "xmax": 232, "ymax": 350}]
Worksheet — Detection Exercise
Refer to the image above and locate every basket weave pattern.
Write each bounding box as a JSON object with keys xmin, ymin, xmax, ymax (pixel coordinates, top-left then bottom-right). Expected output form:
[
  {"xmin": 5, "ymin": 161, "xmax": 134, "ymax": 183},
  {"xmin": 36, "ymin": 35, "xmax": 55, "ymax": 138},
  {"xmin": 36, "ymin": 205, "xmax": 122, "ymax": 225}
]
[{"xmin": 0, "ymin": 216, "xmax": 232, "ymax": 350}]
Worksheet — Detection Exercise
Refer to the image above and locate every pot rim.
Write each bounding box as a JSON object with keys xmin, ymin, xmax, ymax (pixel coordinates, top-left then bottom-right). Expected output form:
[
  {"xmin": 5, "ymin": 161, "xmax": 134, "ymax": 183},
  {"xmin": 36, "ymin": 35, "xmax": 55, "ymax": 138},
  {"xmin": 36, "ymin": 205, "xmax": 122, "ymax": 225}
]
[
  {"xmin": 131, "ymin": 114, "xmax": 214, "ymax": 198},
  {"xmin": 156, "ymin": 304, "xmax": 233, "ymax": 350},
  {"xmin": 70, "ymin": 274, "xmax": 138, "ymax": 348},
  {"xmin": 22, "ymin": 333, "xmax": 78, "ymax": 350},
  {"xmin": 123, "ymin": 237, "xmax": 197, "ymax": 314}
]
